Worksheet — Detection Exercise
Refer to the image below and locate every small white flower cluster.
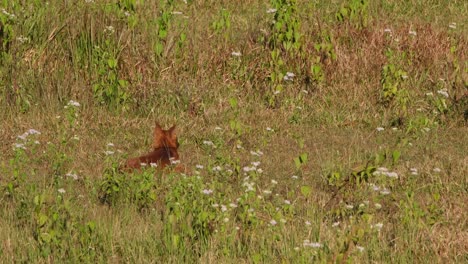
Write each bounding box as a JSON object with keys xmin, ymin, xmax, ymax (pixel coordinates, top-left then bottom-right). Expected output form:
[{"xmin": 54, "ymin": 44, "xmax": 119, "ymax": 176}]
[
  {"xmin": 408, "ymin": 30, "xmax": 417, "ymax": 36},
  {"xmin": 14, "ymin": 129, "xmax": 42, "ymax": 150},
  {"xmin": 66, "ymin": 172, "xmax": 79, "ymax": 180},
  {"xmin": 170, "ymin": 158, "xmax": 181, "ymax": 165},
  {"xmin": 437, "ymin": 89, "xmax": 449, "ymax": 98},
  {"xmin": 266, "ymin": 8, "xmax": 277, "ymax": 14},
  {"xmin": 369, "ymin": 183, "xmax": 391, "ymax": 195},
  {"xmin": 250, "ymin": 150, "xmax": 264, "ymax": 156},
  {"xmin": 283, "ymin": 72, "xmax": 295, "ymax": 81},
  {"xmin": 231, "ymin": 51, "xmax": 242, "ymax": 57},
  {"xmin": 1, "ymin": 8, "xmax": 16, "ymax": 19},
  {"xmin": 373, "ymin": 167, "xmax": 398, "ymax": 179},
  {"xmin": 242, "ymin": 176, "xmax": 255, "ymax": 192},
  {"xmin": 303, "ymin": 240, "xmax": 322, "ymax": 248},
  {"xmin": 243, "ymin": 161, "xmax": 262, "ymax": 173},
  {"xmin": 17, "ymin": 36, "xmax": 29, "ymax": 43},
  {"xmin": 371, "ymin": 222, "xmax": 383, "ymax": 231},
  {"xmin": 104, "ymin": 26, "xmax": 115, "ymax": 34},
  {"xmin": 203, "ymin": 140, "xmax": 216, "ymax": 148},
  {"xmin": 64, "ymin": 100, "xmax": 80, "ymax": 109},
  {"xmin": 202, "ymin": 189, "xmax": 213, "ymax": 195}
]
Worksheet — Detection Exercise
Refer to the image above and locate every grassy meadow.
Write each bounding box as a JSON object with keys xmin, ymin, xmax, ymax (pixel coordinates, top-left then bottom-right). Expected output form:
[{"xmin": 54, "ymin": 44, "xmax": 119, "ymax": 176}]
[{"xmin": 0, "ymin": 0, "xmax": 467, "ymax": 262}]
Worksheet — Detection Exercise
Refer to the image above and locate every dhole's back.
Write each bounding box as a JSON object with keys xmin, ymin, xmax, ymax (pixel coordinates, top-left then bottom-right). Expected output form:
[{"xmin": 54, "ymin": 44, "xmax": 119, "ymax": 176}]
[{"xmin": 125, "ymin": 123, "xmax": 180, "ymax": 170}]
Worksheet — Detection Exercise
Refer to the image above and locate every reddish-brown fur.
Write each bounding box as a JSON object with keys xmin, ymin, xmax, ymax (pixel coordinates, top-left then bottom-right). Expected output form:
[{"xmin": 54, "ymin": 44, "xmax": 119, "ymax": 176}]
[{"xmin": 124, "ymin": 123, "xmax": 181, "ymax": 171}]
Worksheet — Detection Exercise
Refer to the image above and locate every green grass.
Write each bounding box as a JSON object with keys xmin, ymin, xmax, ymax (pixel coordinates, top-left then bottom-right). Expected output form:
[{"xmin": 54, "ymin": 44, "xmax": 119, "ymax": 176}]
[{"xmin": 1, "ymin": 0, "xmax": 467, "ymax": 263}]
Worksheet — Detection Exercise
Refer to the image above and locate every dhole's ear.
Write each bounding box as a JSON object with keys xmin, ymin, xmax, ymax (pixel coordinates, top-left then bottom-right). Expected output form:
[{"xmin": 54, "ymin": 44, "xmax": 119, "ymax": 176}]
[
  {"xmin": 168, "ymin": 125, "xmax": 177, "ymax": 141},
  {"xmin": 153, "ymin": 123, "xmax": 164, "ymax": 148}
]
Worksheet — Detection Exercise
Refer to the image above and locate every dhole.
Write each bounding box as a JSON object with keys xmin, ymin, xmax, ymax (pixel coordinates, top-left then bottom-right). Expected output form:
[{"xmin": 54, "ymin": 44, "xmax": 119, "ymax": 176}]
[{"xmin": 125, "ymin": 123, "xmax": 181, "ymax": 171}]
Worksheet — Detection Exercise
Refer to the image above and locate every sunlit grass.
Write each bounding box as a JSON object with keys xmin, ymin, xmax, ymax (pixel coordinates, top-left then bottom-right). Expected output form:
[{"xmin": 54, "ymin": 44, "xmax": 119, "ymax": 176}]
[{"xmin": 0, "ymin": 0, "xmax": 467, "ymax": 263}]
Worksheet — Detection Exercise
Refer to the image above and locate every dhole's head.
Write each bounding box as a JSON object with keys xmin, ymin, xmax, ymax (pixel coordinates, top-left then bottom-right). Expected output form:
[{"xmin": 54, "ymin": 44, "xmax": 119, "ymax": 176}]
[{"xmin": 153, "ymin": 123, "xmax": 178, "ymax": 150}]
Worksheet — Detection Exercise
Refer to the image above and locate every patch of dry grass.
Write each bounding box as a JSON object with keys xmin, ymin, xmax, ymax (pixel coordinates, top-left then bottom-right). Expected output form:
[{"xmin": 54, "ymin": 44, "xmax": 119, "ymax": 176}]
[{"xmin": 0, "ymin": 0, "xmax": 467, "ymax": 262}]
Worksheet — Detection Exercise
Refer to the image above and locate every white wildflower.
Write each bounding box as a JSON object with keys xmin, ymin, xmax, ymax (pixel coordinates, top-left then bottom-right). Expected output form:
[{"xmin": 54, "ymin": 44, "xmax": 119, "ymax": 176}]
[
  {"xmin": 107, "ymin": 143, "xmax": 114, "ymax": 147},
  {"xmin": 284, "ymin": 200, "xmax": 291, "ymax": 205},
  {"xmin": 376, "ymin": 127, "xmax": 385, "ymax": 132},
  {"xmin": 67, "ymin": 100, "xmax": 80, "ymax": 107},
  {"xmin": 433, "ymin": 167, "xmax": 441, "ymax": 173},
  {"xmin": 356, "ymin": 246, "xmax": 365, "ymax": 252},
  {"xmin": 170, "ymin": 159, "xmax": 180, "ymax": 165},
  {"xmin": 269, "ymin": 219, "xmax": 277, "ymax": 226},
  {"xmin": 66, "ymin": 172, "xmax": 79, "ymax": 180},
  {"xmin": 375, "ymin": 203, "xmax": 382, "ymax": 209},
  {"xmin": 150, "ymin": 163, "xmax": 158, "ymax": 168},
  {"xmin": 409, "ymin": 30, "xmax": 417, "ymax": 36},
  {"xmin": 203, "ymin": 140, "xmax": 215, "ymax": 147},
  {"xmin": 212, "ymin": 166, "xmax": 222, "ymax": 172},
  {"xmin": 202, "ymin": 189, "xmax": 213, "ymax": 195},
  {"xmin": 437, "ymin": 89, "xmax": 449, "ymax": 98},
  {"xmin": 104, "ymin": 26, "xmax": 115, "ymax": 34},
  {"xmin": 13, "ymin": 143, "xmax": 26, "ymax": 150},
  {"xmin": 380, "ymin": 188, "xmax": 391, "ymax": 195},
  {"xmin": 221, "ymin": 205, "xmax": 227, "ymax": 212},
  {"xmin": 231, "ymin": 51, "xmax": 242, "ymax": 57},
  {"xmin": 303, "ymin": 240, "xmax": 322, "ymax": 248},
  {"xmin": 271, "ymin": 179, "xmax": 278, "ymax": 185},
  {"xmin": 251, "ymin": 161, "xmax": 261, "ymax": 167},
  {"xmin": 283, "ymin": 72, "xmax": 295, "ymax": 81},
  {"xmin": 17, "ymin": 133, "xmax": 29, "ymax": 140},
  {"xmin": 266, "ymin": 8, "xmax": 277, "ymax": 14},
  {"xmin": 58, "ymin": 188, "xmax": 66, "ymax": 194},
  {"xmin": 17, "ymin": 36, "xmax": 29, "ymax": 43},
  {"xmin": 104, "ymin": 150, "xmax": 114, "ymax": 155},
  {"xmin": 196, "ymin": 164, "xmax": 204, "ymax": 169},
  {"xmin": 305, "ymin": 221, "xmax": 311, "ymax": 226},
  {"xmin": 332, "ymin": 221, "xmax": 340, "ymax": 227},
  {"xmin": 250, "ymin": 150, "xmax": 264, "ymax": 156},
  {"xmin": 372, "ymin": 223, "xmax": 383, "ymax": 230}
]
